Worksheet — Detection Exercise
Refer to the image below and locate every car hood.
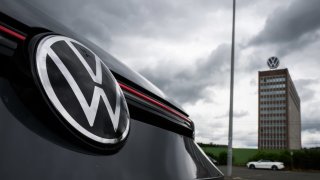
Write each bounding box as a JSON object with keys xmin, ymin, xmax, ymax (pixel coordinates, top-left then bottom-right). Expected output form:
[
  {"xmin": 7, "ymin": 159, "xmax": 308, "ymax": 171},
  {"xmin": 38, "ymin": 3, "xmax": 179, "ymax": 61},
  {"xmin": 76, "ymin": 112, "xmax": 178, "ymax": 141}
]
[{"xmin": 0, "ymin": 0, "xmax": 187, "ymax": 115}]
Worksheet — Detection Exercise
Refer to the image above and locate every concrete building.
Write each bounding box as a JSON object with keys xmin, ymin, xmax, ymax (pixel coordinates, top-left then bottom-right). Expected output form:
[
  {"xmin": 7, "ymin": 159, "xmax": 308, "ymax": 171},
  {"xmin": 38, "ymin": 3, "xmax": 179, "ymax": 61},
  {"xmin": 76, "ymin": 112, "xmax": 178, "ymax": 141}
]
[{"xmin": 258, "ymin": 69, "xmax": 301, "ymax": 150}]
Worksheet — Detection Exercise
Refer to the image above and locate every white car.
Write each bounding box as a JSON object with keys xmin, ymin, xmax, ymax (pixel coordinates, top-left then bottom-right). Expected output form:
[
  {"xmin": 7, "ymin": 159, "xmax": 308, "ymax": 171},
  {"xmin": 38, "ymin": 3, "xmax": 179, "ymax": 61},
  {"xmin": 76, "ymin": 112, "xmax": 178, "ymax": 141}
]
[{"xmin": 247, "ymin": 160, "xmax": 285, "ymax": 170}]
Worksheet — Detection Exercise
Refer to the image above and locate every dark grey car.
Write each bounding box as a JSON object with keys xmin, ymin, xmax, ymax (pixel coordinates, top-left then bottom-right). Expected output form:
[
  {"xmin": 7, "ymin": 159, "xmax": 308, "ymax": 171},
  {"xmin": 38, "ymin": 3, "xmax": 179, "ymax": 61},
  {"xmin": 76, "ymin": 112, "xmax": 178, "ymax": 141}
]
[{"xmin": 0, "ymin": 0, "xmax": 223, "ymax": 179}]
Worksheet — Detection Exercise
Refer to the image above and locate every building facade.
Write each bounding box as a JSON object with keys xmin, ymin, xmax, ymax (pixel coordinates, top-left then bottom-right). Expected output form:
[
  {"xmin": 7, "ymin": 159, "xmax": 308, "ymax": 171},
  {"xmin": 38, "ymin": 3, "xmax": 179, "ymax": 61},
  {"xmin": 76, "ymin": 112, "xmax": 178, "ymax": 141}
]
[{"xmin": 258, "ymin": 69, "xmax": 301, "ymax": 150}]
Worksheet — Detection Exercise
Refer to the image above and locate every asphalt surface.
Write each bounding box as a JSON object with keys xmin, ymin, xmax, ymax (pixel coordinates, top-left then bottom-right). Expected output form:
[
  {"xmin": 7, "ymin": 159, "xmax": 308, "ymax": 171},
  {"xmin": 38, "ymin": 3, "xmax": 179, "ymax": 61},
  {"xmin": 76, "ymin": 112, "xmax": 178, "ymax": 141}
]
[{"xmin": 217, "ymin": 166, "xmax": 320, "ymax": 180}]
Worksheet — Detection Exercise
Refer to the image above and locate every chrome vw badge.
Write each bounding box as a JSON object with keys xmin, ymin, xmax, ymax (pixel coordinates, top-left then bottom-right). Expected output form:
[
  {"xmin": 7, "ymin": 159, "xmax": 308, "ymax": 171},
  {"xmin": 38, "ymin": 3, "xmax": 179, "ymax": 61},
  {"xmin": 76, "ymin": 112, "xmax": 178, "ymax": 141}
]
[
  {"xmin": 267, "ymin": 56, "xmax": 280, "ymax": 69},
  {"xmin": 33, "ymin": 35, "xmax": 130, "ymax": 145}
]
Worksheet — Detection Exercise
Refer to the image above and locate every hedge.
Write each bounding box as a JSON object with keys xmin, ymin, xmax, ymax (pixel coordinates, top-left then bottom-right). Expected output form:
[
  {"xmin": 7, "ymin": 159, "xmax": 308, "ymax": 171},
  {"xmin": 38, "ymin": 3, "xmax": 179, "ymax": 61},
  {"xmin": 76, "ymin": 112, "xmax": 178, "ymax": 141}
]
[{"xmin": 248, "ymin": 149, "xmax": 320, "ymax": 170}]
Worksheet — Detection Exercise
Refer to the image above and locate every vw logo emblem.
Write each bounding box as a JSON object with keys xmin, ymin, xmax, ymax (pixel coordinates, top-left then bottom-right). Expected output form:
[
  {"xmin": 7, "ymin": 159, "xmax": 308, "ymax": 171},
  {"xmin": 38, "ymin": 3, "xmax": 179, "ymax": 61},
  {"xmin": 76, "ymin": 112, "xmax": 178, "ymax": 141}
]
[
  {"xmin": 267, "ymin": 56, "xmax": 280, "ymax": 69},
  {"xmin": 33, "ymin": 35, "xmax": 130, "ymax": 146}
]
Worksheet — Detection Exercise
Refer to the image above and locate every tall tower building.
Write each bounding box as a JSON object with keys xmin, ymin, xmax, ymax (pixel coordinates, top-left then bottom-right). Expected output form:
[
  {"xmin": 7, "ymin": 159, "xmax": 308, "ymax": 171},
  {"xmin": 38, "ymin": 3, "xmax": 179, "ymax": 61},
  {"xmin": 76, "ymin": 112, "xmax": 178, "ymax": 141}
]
[{"xmin": 258, "ymin": 68, "xmax": 301, "ymax": 150}]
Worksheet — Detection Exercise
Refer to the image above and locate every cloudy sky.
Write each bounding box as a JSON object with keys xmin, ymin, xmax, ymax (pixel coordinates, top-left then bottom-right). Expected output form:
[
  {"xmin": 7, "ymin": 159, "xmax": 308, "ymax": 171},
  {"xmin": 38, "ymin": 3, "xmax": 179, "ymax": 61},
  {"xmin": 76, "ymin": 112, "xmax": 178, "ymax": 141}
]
[{"xmin": 29, "ymin": 0, "xmax": 320, "ymax": 148}]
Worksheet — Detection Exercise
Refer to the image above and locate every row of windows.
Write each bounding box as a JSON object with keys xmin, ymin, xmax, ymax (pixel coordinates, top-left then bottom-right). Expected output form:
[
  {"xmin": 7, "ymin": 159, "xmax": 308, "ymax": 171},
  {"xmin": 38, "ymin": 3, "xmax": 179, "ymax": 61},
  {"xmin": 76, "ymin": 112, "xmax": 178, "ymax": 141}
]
[
  {"xmin": 260, "ymin": 110, "xmax": 286, "ymax": 114},
  {"xmin": 260, "ymin": 129, "xmax": 286, "ymax": 133},
  {"xmin": 261, "ymin": 114, "xmax": 286, "ymax": 118},
  {"xmin": 260, "ymin": 120, "xmax": 287, "ymax": 124},
  {"xmin": 260, "ymin": 94, "xmax": 287, "ymax": 98},
  {"xmin": 260, "ymin": 116, "xmax": 286, "ymax": 121},
  {"xmin": 260, "ymin": 90, "xmax": 286, "ymax": 95},
  {"xmin": 260, "ymin": 97, "xmax": 286, "ymax": 101},
  {"xmin": 259, "ymin": 140, "xmax": 287, "ymax": 148},
  {"xmin": 260, "ymin": 84, "xmax": 286, "ymax": 89},
  {"xmin": 260, "ymin": 107, "xmax": 286, "ymax": 111},
  {"xmin": 259, "ymin": 136, "xmax": 287, "ymax": 140},
  {"xmin": 260, "ymin": 120, "xmax": 286, "ymax": 124},
  {"xmin": 260, "ymin": 124, "xmax": 287, "ymax": 133},
  {"xmin": 260, "ymin": 100, "xmax": 286, "ymax": 104},
  {"xmin": 260, "ymin": 124, "xmax": 287, "ymax": 128},
  {"xmin": 260, "ymin": 94, "xmax": 286, "ymax": 99},
  {"xmin": 260, "ymin": 113, "xmax": 286, "ymax": 116},
  {"xmin": 260, "ymin": 103, "xmax": 286, "ymax": 108},
  {"xmin": 260, "ymin": 137, "xmax": 287, "ymax": 141},
  {"xmin": 260, "ymin": 77, "xmax": 286, "ymax": 83},
  {"xmin": 260, "ymin": 135, "xmax": 287, "ymax": 138},
  {"xmin": 260, "ymin": 88, "xmax": 285, "ymax": 92},
  {"xmin": 260, "ymin": 146, "xmax": 287, "ymax": 149},
  {"xmin": 260, "ymin": 134, "xmax": 287, "ymax": 140}
]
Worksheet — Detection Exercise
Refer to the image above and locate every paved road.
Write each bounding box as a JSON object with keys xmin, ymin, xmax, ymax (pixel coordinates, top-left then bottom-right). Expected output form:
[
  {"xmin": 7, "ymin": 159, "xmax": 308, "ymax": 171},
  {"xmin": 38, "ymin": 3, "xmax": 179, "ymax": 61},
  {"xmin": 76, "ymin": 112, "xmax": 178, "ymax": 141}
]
[{"xmin": 217, "ymin": 166, "xmax": 320, "ymax": 180}]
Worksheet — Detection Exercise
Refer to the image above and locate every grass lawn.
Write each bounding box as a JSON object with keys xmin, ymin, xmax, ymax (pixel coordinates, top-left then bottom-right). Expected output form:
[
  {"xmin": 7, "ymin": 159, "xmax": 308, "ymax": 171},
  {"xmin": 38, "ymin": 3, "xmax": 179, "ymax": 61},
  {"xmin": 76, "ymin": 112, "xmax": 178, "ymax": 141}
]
[{"xmin": 201, "ymin": 147, "xmax": 283, "ymax": 165}]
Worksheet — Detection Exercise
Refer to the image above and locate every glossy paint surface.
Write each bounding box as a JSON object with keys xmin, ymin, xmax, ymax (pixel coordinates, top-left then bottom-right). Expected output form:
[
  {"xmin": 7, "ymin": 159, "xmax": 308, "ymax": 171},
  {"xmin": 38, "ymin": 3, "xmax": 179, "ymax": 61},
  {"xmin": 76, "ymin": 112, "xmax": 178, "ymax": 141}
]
[
  {"xmin": 0, "ymin": 0, "xmax": 223, "ymax": 179},
  {"xmin": 0, "ymin": 78, "xmax": 222, "ymax": 179}
]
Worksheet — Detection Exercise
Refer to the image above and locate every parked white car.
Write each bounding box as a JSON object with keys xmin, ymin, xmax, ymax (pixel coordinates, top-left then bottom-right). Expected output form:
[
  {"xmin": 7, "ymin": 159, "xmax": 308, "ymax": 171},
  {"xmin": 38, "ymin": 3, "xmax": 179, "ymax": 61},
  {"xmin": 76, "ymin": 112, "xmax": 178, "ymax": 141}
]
[{"xmin": 247, "ymin": 160, "xmax": 285, "ymax": 170}]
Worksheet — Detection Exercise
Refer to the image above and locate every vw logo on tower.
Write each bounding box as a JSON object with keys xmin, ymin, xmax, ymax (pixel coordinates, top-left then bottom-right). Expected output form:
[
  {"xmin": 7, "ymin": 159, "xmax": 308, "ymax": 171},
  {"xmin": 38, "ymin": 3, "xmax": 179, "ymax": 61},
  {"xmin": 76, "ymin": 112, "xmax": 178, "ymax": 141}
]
[
  {"xmin": 32, "ymin": 35, "xmax": 130, "ymax": 147},
  {"xmin": 267, "ymin": 56, "xmax": 280, "ymax": 69}
]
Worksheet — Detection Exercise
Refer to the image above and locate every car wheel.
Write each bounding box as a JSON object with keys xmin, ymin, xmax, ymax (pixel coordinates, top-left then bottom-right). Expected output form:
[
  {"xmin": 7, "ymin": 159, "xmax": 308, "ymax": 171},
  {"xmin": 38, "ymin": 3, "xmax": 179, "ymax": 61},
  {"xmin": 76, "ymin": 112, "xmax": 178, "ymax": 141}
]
[
  {"xmin": 249, "ymin": 164, "xmax": 255, "ymax": 169},
  {"xmin": 271, "ymin": 165, "xmax": 278, "ymax": 171}
]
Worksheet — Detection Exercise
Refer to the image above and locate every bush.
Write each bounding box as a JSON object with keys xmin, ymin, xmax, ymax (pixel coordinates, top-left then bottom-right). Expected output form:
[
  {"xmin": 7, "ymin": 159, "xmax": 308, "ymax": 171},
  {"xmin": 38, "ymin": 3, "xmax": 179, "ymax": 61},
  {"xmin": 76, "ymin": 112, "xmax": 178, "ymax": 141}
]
[
  {"xmin": 248, "ymin": 149, "xmax": 320, "ymax": 170},
  {"xmin": 198, "ymin": 143, "xmax": 228, "ymax": 148},
  {"xmin": 219, "ymin": 151, "xmax": 228, "ymax": 165},
  {"xmin": 293, "ymin": 149, "xmax": 320, "ymax": 170},
  {"xmin": 278, "ymin": 151, "xmax": 292, "ymax": 169},
  {"xmin": 248, "ymin": 151, "xmax": 279, "ymax": 162},
  {"xmin": 218, "ymin": 151, "xmax": 235, "ymax": 165},
  {"xmin": 206, "ymin": 152, "xmax": 218, "ymax": 160}
]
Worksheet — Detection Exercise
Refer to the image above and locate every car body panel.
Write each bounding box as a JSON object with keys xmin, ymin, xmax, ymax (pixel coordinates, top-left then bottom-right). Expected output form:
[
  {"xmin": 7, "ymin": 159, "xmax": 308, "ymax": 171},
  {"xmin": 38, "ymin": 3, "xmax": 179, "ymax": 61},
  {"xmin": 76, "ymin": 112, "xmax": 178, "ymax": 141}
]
[
  {"xmin": 0, "ymin": 77, "xmax": 222, "ymax": 179},
  {"xmin": 0, "ymin": 0, "xmax": 224, "ymax": 179}
]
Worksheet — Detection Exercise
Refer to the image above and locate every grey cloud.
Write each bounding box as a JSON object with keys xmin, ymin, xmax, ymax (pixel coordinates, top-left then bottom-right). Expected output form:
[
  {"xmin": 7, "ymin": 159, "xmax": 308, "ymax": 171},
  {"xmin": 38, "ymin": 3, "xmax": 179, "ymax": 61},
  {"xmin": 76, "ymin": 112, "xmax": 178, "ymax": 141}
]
[
  {"xmin": 214, "ymin": 110, "xmax": 249, "ymax": 119},
  {"xmin": 294, "ymin": 78, "xmax": 319, "ymax": 102},
  {"xmin": 276, "ymin": 31, "xmax": 320, "ymax": 56},
  {"xmin": 301, "ymin": 107, "xmax": 320, "ymax": 132},
  {"xmin": 196, "ymin": 127, "xmax": 222, "ymax": 140},
  {"xmin": 233, "ymin": 130, "xmax": 257, "ymax": 147},
  {"xmin": 250, "ymin": 78, "xmax": 256, "ymax": 87},
  {"xmin": 140, "ymin": 44, "xmax": 231, "ymax": 104},
  {"xmin": 213, "ymin": 112, "xmax": 228, "ymax": 119},
  {"xmin": 250, "ymin": 0, "xmax": 320, "ymax": 45},
  {"xmin": 194, "ymin": 121, "xmax": 226, "ymax": 143},
  {"xmin": 26, "ymin": 0, "xmax": 234, "ymax": 47},
  {"xmin": 234, "ymin": 111, "xmax": 249, "ymax": 118},
  {"xmin": 302, "ymin": 129, "xmax": 320, "ymax": 147},
  {"xmin": 248, "ymin": 0, "xmax": 320, "ymax": 57},
  {"xmin": 239, "ymin": 51, "xmax": 269, "ymax": 73},
  {"xmin": 302, "ymin": 121, "xmax": 320, "ymax": 132}
]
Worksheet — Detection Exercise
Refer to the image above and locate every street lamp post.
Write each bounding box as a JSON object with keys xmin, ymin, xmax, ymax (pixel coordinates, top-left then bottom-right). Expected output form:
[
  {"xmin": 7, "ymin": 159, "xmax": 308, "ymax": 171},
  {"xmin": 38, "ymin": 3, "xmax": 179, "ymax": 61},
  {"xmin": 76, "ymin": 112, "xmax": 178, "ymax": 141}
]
[{"xmin": 227, "ymin": 0, "xmax": 236, "ymax": 177}]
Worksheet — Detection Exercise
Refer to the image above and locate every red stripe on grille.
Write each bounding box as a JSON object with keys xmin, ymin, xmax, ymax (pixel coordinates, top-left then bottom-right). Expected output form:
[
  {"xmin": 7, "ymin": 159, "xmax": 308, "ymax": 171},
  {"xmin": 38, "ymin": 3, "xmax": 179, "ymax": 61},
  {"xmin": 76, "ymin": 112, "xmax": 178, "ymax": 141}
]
[
  {"xmin": 0, "ymin": 25, "xmax": 26, "ymax": 40},
  {"xmin": 118, "ymin": 83, "xmax": 191, "ymax": 123}
]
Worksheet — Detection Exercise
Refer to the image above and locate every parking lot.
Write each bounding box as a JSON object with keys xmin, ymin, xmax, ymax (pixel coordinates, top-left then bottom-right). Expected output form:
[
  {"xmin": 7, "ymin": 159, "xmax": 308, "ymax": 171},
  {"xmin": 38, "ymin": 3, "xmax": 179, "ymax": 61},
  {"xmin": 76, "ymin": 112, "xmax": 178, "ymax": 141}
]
[{"xmin": 218, "ymin": 166, "xmax": 320, "ymax": 180}]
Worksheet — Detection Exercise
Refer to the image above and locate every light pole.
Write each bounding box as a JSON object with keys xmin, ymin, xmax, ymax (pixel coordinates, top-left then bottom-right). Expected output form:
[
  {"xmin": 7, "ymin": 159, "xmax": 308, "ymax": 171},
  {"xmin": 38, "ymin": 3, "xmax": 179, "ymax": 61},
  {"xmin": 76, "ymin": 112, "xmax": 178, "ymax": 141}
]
[{"xmin": 227, "ymin": 0, "xmax": 236, "ymax": 177}]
